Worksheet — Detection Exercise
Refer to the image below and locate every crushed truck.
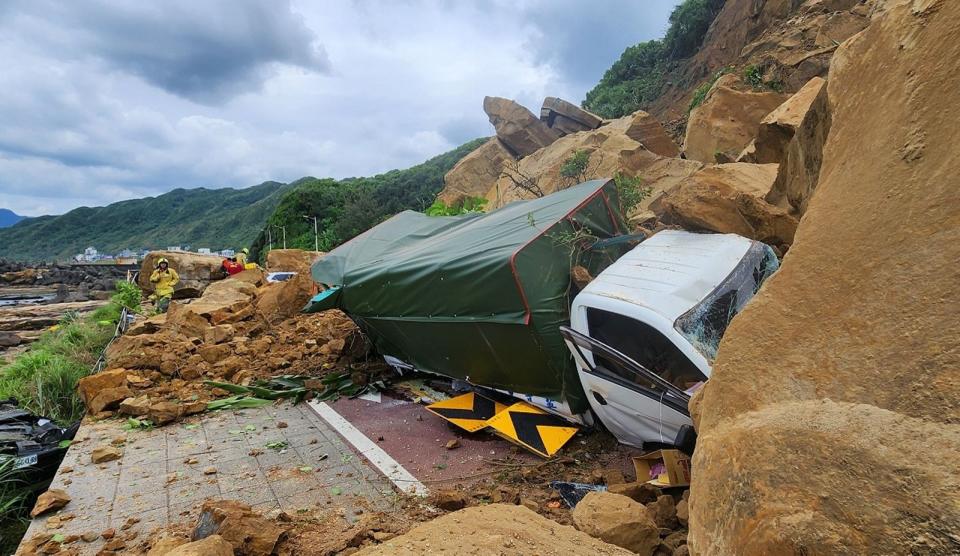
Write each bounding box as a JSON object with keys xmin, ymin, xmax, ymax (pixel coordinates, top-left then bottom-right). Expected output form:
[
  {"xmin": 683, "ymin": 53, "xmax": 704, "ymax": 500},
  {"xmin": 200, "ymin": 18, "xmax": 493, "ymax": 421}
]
[{"xmin": 306, "ymin": 179, "xmax": 778, "ymax": 450}]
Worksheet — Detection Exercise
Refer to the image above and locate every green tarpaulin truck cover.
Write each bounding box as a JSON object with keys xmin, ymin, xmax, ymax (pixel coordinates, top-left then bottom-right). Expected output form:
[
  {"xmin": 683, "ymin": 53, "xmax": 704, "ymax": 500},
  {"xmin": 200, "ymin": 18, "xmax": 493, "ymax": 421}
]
[{"xmin": 307, "ymin": 179, "xmax": 628, "ymax": 413}]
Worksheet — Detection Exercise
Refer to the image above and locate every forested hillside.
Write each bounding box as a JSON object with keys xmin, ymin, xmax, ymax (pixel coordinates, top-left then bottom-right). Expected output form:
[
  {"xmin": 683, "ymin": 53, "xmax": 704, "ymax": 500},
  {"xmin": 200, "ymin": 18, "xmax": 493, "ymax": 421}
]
[
  {"xmin": 582, "ymin": 0, "xmax": 724, "ymax": 118},
  {"xmin": 250, "ymin": 138, "xmax": 486, "ymax": 259},
  {"xmin": 0, "ymin": 182, "xmax": 292, "ymax": 262}
]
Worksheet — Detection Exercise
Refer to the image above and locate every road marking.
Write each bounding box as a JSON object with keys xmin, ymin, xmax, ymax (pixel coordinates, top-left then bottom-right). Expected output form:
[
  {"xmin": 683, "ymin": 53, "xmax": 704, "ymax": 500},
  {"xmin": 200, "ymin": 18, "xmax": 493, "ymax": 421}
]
[{"xmin": 307, "ymin": 400, "xmax": 429, "ymax": 497}]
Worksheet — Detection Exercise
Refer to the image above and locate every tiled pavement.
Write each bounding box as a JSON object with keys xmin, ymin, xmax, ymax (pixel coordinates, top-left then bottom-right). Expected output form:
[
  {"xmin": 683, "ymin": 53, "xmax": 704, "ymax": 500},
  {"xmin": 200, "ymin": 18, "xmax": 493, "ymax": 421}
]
[{"xmin": 19, "ymin": 402, "xmax": 398, "ymax": 554}]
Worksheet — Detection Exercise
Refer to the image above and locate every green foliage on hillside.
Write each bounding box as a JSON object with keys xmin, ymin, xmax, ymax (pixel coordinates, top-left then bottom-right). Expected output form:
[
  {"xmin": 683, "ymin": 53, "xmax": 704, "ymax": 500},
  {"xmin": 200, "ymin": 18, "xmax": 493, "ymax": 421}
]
[
  {"xmin": 583, "ymin": 0, "xmax": 725, "ymax": 118},
  {"xmin": 0, "ymin": 182, "xmax": 293, "ymax": 262},
  {"xmin": 250, "ymin": 138, "xmax": 486, "ymax": 260}
]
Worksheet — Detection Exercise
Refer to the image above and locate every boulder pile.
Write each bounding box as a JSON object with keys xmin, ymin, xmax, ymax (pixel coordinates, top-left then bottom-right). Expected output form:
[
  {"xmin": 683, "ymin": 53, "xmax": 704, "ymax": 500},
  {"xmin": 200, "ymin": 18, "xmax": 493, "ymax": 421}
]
[
  {"xmin": 440, "ymin": 71, "xmax": 830, "ymax": 251},
  {"xmin": 138, "ymin": 251, "xmax": 226, "ymax": 299},
  {"xmin": 76, "ymin": 250, "xmax": 365, "ymax": 426}
]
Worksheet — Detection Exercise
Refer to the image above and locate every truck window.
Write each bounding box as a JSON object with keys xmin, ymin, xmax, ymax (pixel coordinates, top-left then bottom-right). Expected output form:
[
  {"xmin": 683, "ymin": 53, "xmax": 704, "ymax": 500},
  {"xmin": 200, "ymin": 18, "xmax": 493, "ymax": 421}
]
[
  {"xmin": 586, "ymin": 308, "xmax": 706, "ymax": 390},
  {"xmin": 673, "ymin": 242, "xmax": 779, "ymax": 361}
]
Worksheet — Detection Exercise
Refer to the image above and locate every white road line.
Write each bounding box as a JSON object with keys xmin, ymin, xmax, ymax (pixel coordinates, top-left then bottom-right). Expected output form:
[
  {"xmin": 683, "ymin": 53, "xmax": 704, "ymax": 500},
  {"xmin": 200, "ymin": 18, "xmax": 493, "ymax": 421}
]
[{"xmin": 307, "ymin": 400, "xmax": 429, "ymax": 497}]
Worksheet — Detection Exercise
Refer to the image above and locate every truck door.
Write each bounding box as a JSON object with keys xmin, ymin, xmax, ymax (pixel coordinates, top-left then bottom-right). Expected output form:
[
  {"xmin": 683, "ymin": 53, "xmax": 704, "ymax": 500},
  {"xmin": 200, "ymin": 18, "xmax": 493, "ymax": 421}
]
[{"xmin": 560, "ymin": 325, "xmax": 695, "ymax": 448}]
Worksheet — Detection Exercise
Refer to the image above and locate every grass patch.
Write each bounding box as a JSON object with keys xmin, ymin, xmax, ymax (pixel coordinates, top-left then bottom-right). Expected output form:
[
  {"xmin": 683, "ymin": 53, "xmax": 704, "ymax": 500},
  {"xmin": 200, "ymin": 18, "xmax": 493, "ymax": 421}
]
[
  {"xmin": 0, "ymin": 281, "xmax": 139, "ymax": 425},
  {"xmin": 0, "ymin": 445, "xmax": 32, "ymax": 555}
]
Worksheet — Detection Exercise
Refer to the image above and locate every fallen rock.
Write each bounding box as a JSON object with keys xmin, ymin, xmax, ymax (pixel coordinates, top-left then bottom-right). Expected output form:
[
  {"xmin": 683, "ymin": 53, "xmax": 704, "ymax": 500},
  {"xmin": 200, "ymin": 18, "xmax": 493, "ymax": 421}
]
[
  {"xmin": 357, "ymin": 504, "xmax": 634, "ymax": 555},
  {"xmin": 814, "ymin": 10, "xmax": 868, "ymax": 48},
  {"xmin": 742, "ymin": 77, "xmax": 826, "ymax": 164},
  {"xmin": 572, "ymin": 492, "xmax": 660, "ymax": 555},
  {"xmin": 119, "ymin": 395, "xmax": 151, "ymax": 417},
  {"xmin": 30, "ymin": 489, "xmax": 71, "ymax": 517},
  {"xmin": 483, "ymin": 96, "xmax": 561, "ymax": 157},
  {"xmin": 655, "ymin": 162, "xmax": 797, "ymax": 247},
  {"xmin": 623, "ymin": 111, "xmax": 680, "ymax": 158},
  {"xmin": 147, "ymin": 400, "xmax": 181, "ymax": 425},
  {"xmin": 606, "ymin": 482, "xmax": 660, "ymax": 505},
  {"xmin": 147, "ymin": 534, "xmax": 189, "ymax": 555},
  {"xmin": 689, "ymin": 3, "xmax": 960, "ymax": 554},
  {"xmin": 437, "ymin": 137, "xmax": 516, "ymax": 206},
  {"xmin": 540, "ymin": 96, "xmax": 603, "ymax": 134},
  {"xmin": 91, "ymin": 445, "xmax": 121, "ymax": 464},
  {"xmin": 88, "ymin": 385, "xmax": 133, "ymax": 414},
  {"xmin": 265, "ymin": 249, "xmax": 324, "ymax": 273},
  {"xmin": 193, "ymin": 500, "xmax": 285, "ymax": 556},
  {"xmin": 77, "ymin": 368, "xmax": 128, "ymax": 407},
  {"xmin": 646, "ymin": 495, "xmax": 679, "ymax": 529},
  {"xmin": 256, "ymin": 271, "xmax": 314, "ymax": 323},
  {"xmin": 166, "ymin": 534, "xmax": 234, "ymax": 556},
  {"xmin": 434, "ymin": 489, "xmax": 468, "ymax": 511},
  {"xmin": 683, "ymin": 74, "xmax": 789, "ymax": 163},
  {"xmin": 675, "ymin": 498, "xmax": 689, "ymax": 527},
  {"xmin": 766, "ymin": 75, "xmax": 831, "ymax": 215},
  {"xmin": 204, "ymin": 324, "xmax": 235, "ymax": 345},
  {"xmin": 138, "ymin": 251, "xmax": 225, "ymax": 299}
]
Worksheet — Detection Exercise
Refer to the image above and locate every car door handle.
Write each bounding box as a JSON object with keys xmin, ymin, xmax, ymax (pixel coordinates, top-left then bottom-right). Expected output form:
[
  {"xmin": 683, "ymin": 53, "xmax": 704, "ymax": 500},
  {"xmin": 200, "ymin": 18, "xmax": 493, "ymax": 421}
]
[{"xmin": 592, "ymin": 391, "xmax": 608, "ymax": 405}]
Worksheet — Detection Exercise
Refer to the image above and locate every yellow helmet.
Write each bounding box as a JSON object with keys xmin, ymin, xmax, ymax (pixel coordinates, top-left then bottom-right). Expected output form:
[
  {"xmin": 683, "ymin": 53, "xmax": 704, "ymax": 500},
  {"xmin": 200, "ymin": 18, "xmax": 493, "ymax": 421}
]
[
  {"xmin": 157, "ymin": 258, "xmax": 169, "ymax": 266},
  {"xmin": 242, "ymin": 248, "xmax": 249, "ymax": 254}
]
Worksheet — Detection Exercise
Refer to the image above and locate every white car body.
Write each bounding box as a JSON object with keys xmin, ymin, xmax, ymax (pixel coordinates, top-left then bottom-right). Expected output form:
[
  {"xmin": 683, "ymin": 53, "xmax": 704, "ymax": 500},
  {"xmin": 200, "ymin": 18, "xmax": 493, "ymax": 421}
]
[{"xmin": 567, "ymin": 230, "xmax": 776, "ymax": 447}]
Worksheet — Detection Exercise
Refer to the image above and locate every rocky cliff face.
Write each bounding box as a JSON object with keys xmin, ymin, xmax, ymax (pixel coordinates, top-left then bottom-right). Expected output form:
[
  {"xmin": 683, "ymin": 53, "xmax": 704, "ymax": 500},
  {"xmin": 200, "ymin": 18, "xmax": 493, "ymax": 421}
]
[{"xmin": 689, "ymin": 1, "xmax": 960, "ymax": 553}]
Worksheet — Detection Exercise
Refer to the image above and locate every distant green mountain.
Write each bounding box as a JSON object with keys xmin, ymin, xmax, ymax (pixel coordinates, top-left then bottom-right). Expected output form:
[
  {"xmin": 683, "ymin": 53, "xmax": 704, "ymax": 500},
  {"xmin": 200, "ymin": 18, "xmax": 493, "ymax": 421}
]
[
  {"xmin": 250, "ymin": 138, "xmax": 486, "ymax": 260},
  {"xmin": 0, "ymin": 209, "xmax": 25, "ymax": 228},
  {"xmin": 0, "ymin": 182, "xmax": 293, "ymax": 262}
]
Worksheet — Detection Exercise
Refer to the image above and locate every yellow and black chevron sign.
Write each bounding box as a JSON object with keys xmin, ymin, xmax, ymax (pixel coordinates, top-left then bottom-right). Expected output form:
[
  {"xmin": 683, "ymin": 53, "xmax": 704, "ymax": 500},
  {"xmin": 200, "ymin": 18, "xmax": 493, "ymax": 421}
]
[
  {"xmin": 425, "ymin": 392, "xmax": 507, "ymax": 433},
  {"xmin": 485, "ymin": 402, "xmax": 578, "ymax": 458}
]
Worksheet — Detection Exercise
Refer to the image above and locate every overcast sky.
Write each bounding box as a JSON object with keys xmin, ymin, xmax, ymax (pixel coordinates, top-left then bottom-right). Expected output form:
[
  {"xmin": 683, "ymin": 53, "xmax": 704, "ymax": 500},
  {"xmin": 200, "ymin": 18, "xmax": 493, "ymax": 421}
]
[{"xmin": 0, "ymin": 0, "xmax": 677, "ymax": 216}]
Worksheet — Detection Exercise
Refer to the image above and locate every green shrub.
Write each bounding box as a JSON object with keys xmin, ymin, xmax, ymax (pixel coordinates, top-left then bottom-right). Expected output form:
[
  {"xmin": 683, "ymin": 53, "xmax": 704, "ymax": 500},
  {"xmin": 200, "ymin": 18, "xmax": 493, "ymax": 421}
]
[
  {"xmin": 614, "ymin": 173, "xmax": 652, "ymax": 216},
  {"xmin": 424, "ymin": 196, "xmax": 488, "ymax": 216},
  {"xmin": 559, "ymin": 150, "xmax": 592, "ymax": 185}
]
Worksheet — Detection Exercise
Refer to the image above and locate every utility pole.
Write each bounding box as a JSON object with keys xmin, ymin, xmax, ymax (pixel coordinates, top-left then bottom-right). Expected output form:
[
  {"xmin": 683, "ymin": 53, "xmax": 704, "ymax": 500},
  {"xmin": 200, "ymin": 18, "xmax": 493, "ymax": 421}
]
[
  {"xmin": 303, "ymin": 215, "xmax": 319, "ymax": 252},
  {"xmin": 276, "ymin": 226, "xmax": 286, "ymax": 249},
  {"xmin": 266, "ymin": 227, "xmax": 273, "ymax": 252}
]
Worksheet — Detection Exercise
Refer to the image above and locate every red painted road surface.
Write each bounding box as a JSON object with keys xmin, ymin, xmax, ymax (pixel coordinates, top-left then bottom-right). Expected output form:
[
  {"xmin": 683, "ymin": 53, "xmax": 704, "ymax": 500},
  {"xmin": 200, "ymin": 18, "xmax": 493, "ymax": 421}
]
[{"xmin": 328, "ymin": 392, "xmax": 540, "ymax": 485}]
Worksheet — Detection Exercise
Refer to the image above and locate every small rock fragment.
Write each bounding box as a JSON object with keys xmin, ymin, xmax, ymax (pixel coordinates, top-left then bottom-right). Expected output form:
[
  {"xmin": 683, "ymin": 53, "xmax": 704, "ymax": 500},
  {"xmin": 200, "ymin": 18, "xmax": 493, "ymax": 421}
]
[
  {"xmin": 203, "ymin": 466, "xmax": 218, "ymax": 475},
  {"xmin": 445, "ymin": 439, "xmax": 460, "ymax": 450},
  {"xmin": 30, "ymin": 489, "xmax": 71, "ymax": 517},
  {"xmin": 91, "ymin": 445, "xmax": 122, "ymax": 464}
]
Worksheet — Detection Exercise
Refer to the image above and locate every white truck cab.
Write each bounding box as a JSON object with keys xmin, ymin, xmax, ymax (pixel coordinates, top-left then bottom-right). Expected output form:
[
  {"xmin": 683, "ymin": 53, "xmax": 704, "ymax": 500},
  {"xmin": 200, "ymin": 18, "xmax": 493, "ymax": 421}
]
[{"xmin": 563, "ymin": 230, "xmax": 779, "ymax": 448}]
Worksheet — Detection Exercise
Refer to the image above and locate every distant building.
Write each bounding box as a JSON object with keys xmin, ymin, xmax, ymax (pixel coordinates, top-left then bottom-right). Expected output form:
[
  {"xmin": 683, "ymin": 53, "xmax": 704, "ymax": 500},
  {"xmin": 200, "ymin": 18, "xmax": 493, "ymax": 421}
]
[
  {"xmin": 166, "ymin": 246, "xmax": 183, "ymax": 252},
  {"xmin": 197, "ymin": 248, "xmax": 211, "ymax": 255},
  {"xmin": 80, "ymin": 247, "xmax": 99, "ymax": 262},
  {"xmin": 220, "ymin": 249, "xmax": 236, "ymax": 258}
]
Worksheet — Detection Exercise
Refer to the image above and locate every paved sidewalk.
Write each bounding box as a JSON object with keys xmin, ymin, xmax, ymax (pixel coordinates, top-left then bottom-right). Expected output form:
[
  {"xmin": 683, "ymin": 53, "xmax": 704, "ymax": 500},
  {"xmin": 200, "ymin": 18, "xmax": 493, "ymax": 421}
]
[{"xmin": 19, "ymin": 402, "xmax": 397, "ymax": 554}]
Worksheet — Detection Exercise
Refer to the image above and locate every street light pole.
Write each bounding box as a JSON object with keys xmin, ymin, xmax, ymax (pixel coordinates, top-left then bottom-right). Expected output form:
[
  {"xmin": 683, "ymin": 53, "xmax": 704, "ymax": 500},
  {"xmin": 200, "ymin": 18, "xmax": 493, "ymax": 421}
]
[
  {"xmin": 266, "ymin": 227, "xmax": 273, "ymax": 252},
  {"xmin": 303, "ymin": 215, "xmax": 318, "ymax": 252}
]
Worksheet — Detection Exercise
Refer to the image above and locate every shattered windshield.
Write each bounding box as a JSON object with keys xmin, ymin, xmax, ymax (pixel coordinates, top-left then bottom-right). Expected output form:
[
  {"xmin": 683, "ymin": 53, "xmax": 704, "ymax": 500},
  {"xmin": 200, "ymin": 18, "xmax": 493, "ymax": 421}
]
[{"xmin": 673, "ymin": 242, "xmax": 779, "ymax": 362}]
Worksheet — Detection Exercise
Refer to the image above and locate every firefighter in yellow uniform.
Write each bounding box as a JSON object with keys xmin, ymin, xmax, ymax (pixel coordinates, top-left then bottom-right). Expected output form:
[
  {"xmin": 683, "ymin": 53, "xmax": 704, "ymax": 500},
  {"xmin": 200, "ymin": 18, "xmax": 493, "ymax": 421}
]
[{"xmin": 148, "ymin": 258, "xmax": 179, "ymax": 313}]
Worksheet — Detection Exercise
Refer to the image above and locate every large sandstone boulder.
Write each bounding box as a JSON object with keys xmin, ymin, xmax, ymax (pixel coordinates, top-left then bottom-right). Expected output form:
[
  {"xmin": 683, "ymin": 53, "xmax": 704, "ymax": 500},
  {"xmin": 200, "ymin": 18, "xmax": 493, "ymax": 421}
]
[
  {"xmin": 766, "ymin": 77, "xmax": 831, "ymax": 215},
  {"xmin": 77, "ymin": 368, "xmax": 128, "ymax": 406},
  {"xmin": 483, "ymin": 96, "xmax": 561, "ymax": 157},
  {"xmin": 256, "ymin": 272, "xmax": 314, "ymax": 323},
  {"xmin": 265, "ymin": 249, "xmax": 324, "ymax": 273},
  {"xmin": 166, "ymin": 535, "xmax": 234, "ymax": 556},
  {"xmin": 689, "ymin": 3, "xmax": 960, "ymax": 554},
  {"xmin": 193, "ymin": 500, "xmax": 285, "ymax": 556},
  {"xmin": 540, "ymin": 97, "xmax": 603, "ymax": 135},
  {"xmin": 572, "ymin": 492, "xmax": 660, "ymax": 555},
  {"xmin": 655, "ymin": 163, "xmax": 797, "ymax": 248},
  {"xmin": 178, "ymin": 279, "xmax": 258, "ymax": 324},
  {"xmin": 740, "ymin": 77, "xmax": 825, "ymax": 164},
  {"xmin": 623, "ymin": 112, "xmax": 680, "ymax": 158},
  {"xmin": 139, "ymin": 251, "xmax": 224, "ymax": 298},
  {"xmin": 437, "ymin": 138, "xmax": 516, "ymax": 206},
  {"xmin": 683, "ymin": 74, "xmax": 789, "ymax": 163}
]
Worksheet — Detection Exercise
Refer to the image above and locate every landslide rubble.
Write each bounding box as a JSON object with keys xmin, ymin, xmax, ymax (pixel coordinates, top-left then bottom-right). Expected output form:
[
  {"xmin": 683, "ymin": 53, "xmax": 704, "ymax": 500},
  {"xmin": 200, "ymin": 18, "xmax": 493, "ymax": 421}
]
[{"xmin": 79, "ymin": 257, "xmax": 372, "ymax": 427}]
